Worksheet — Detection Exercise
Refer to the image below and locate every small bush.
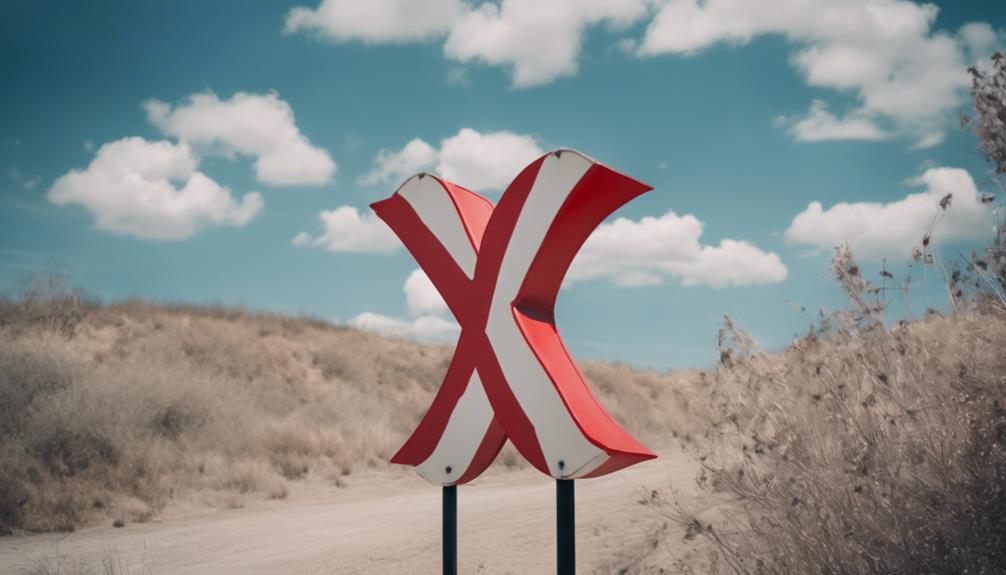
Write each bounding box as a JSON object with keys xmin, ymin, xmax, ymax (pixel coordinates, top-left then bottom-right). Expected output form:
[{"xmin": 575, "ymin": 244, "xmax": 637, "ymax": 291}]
[
  {"xmin": 33, "ymin": 429, "xmax": 120, "ymax": 479},
  {"xmin": 0, "ymin": 270, "xmax": 94, "ymax": 336},
  {"xmin": 0, "ymin": 341, "xmax": 76, "ymax": 436},
  {"xmin": 151, "ymin": 405, "xmax": 193, "ymax": 439},
  {"xmin": 0, "ymin": 470, "xmax": 29, "ymax": 535}
]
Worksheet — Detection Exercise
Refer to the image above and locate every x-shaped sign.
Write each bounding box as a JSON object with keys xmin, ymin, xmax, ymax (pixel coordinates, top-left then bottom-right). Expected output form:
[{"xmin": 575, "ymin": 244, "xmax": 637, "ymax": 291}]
[{"xmin": 371, "ymin": 150, "xmax": 656, "ymax": 485}]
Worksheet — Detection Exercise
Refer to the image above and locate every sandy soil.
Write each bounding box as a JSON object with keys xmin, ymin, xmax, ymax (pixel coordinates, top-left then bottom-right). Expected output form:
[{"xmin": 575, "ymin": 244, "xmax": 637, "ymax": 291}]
[{"xmin": 0, "ymin": 449, "xmax": 712, "ymax": 574}]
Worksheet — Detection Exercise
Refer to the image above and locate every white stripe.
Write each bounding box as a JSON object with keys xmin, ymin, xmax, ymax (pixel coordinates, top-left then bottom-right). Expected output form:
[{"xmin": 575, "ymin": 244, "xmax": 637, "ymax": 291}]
[
  {"xmin": 484, "ymin": 151, "xmax": 608, "ymax": 479},
  {"xmin": 415, "ymin": 371, "xmax": 495, "ymax": 485},
  {"xmin": 398, "ymin": 175, "xmax": 477, "ymax": 278}
]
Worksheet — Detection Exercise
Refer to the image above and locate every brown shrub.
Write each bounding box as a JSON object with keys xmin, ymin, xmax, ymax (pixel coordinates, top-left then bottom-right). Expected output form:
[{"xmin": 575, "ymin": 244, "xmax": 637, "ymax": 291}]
[{"xmin": 0, "ymin": 270, "xmax": 95, "ymax": 336}]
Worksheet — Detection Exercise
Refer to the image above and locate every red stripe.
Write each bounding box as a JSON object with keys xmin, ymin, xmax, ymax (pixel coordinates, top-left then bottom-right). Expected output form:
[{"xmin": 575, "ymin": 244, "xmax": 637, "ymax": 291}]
[
  {"xmin": 515, "ymin": 163, "xmax": 652, "ymax": 315},
  {"xmin": 472, "ymin": 155, "xmax": 547, "ymax": 301},
  {"xmin": 370, "ymin": 193, "xmax": 478, "ymax": 324},
  {"xmin": 513, "ymin": 308, "xmax": 654, "ymax": 460},
  {"xmin": 511, "ymin": 162, "xmax": 656, "ymax": 463},
  {"xmin": 456, "ymin": 415, "xmax": 507, "ymax": 485},
  {"xmin": 472, "ymin": 334, "xmax": 551, "ymax": 475},
  {"xmin": 433, "ymin": 176, "xmax": 495, "ymax": 251},
  {"xmin": 389, "ymin": 340, "xmax": 477, "ymax": 466}
]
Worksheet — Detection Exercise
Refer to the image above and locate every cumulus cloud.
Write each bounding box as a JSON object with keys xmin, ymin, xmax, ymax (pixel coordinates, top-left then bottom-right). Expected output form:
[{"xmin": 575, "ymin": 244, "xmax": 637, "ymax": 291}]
[
  {"xmin": 48, "ymin": 137, "xmax": 262, "ymax": 240},
  {"xmin": 286, "ymin": 0, "xmax": 653, "ymax": 87},
  {"xmin": 783, "ymin": 100, "xmax": 890, "ymax": 143},
  {"xmin": 968, "ymin": 22, "xmax": 1003, "ymax": 53},
  {"xmin": 145, "ymin": 91, "xmax": 336, "ymax": 186},
  {"xmin": 358, "ymin": 138, "xmax": 438, "ymax": 186},
  {"xmin": 443, "ymin": 0, "xmax": 652, "ymax": 87},
  {"xmin": 348, "ymin": 312, "xmax": 459, "ymax": 341},
  {"xmin": 785, "ymin": 167, "xmax": 995, "ymax": 259},
  {"xmin": 570, "ymin": 210, "xmax": 788, "ymax": 288},
  {"xmin": 284, "ymin": 0, "xmax": 1001, "ymax": 135},
  {"xmin": 639, "ymin": 0, "xmax": 1000, "ymax": 145},
  {"xmin": 293, "ymin": 206, "xmax": 400, "ymax": 253},
  {"xmin": 285, "ymin": 0, "xmax": 462, "ymax": 43},
  {"xmin": 350, "ymin": 217, "xmax": 786, "ymax": 334},
  {"xmin": 348, "ymin": 268, "xmax": 457, "ymax": 341},
  {"xmin": 360, "ymin": 128, "xmax": 543, "ymax": 191},
  {"xmin": 438, "ymin": 128, "xmax": 543, "ymax": 190},
  {"xmin": 404, "ymin": 269, "xmax": 448, "ymax": 316}
]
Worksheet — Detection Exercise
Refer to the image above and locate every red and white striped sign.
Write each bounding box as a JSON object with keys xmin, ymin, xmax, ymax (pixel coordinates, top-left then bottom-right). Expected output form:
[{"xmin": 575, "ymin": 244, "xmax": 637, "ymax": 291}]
[{"xmin": 371, "ymin": 149, "xmax": 656, "ymax": 485}]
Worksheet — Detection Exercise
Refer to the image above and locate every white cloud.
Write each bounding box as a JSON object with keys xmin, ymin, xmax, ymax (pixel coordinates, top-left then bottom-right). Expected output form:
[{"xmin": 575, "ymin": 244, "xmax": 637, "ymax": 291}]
[
  {"xmin": 287, "ymin": 0, "xmax": 653, "ymax": 87},
  {"xmin": 438, "ymin": 128, "xmax": 543, "ymax": 190},
  {"xmin": 783, "ymin": 100, "xmax": 889, "ymax": 142},
  {"xmin": 911, "ymin": 132, "xmax": 946, "ymax": 150},
  {"xmin": 404, "ymin": 269, "xmax": 448, "ymax": 316},
  {"xmin": 348, "ymin": 268, "xmax": 457, "ymax": 341},
  {"xmin": 361, "ymin": 128, "xmax": 543, "ymax": 191},
  {"xmin": 358, "ymin": 138, "xmax": 438, "ymax": 185},
  {"xmin": 960, "ymin": 22, "xmax": 1000, "ymax": 58},
  {"xmin": 145, "ymin": 91, "xmax": 335, "ymax": 186},
  {"xmin": 785, "ymin": 167, "xmax": 995, "ymax": 259},
  {"xmin": 443, "ymin": 0, "xmax": 652, "ymax": 87},
  {"xmin": 348, "ymin": 311, "xmax": 459, "ymax": 341},
  {"xmin": 639, "ymin": 0, "xmax": 999, "ymax": 145},
  {"xmin": 302, "ymin": 128, "xmax": 537, "ymax": 255},
  {"xmin": 48, "ymin": 137, "xmax": 262, "ymax": 240},
  {"xmin": 285, "ymin": 0, "xmax": 463, "ymax": 43},
  {"xmin": 293, "ymin": 206, "xmax": 400, "ymax": 253},
  {"xmin": 570, "ymin": 210, "xmax": 788, "ymax": 288}
]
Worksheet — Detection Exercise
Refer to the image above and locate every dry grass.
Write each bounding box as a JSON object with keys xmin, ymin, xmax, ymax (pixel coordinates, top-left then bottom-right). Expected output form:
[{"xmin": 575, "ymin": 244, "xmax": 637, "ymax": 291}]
[
  {"xmin": 0, "ymin": 279, "xmax": 702, "ymax": 535},
  {"xmin": 17, "ymin": 543, "xmax": 152, "ymax": 575},
  {"xmin": 639, "ymin": 242, "xmax": 1006, "ymax": 574}
]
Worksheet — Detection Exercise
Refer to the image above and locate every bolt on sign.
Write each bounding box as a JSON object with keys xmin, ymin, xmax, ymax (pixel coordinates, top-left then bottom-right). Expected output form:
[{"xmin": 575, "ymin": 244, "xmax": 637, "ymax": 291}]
[{"xmin": 371, "ymin": 149, "xmax": 657, "ymax": 483}]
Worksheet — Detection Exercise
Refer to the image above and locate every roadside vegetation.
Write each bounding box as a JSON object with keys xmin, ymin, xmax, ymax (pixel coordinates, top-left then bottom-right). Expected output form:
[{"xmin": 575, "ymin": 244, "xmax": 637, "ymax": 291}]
[{"xmin": 634, "ymin": 53, "xmax": 1006, "ymax": 575}]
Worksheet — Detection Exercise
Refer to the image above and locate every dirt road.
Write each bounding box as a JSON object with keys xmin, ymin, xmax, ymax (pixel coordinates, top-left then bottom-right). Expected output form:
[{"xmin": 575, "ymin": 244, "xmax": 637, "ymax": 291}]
[{"xmin": 0, "ymin": 450, "xmax": 708, "ymax": 574}]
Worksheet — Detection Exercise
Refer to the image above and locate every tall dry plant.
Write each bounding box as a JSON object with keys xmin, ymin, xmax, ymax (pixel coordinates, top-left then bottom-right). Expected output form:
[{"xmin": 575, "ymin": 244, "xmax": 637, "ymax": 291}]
[
  {"xmin": 965, "ymin": 52, "xmax": 1006, "ymax": 175},
  {"xmin": 639, "ymin": 52, "xmax": 1006, "ymax": 575},
  {"xmin": 655, "ymin": 247, "xmax": 1006, "ymax": 574},
  {"xmin": 962, "ymin": 51, "xmax": 1006, "ymax": 307},
  {"xmin": 0, "ymin": 268, "xmax": 94, "ymax": 337}
]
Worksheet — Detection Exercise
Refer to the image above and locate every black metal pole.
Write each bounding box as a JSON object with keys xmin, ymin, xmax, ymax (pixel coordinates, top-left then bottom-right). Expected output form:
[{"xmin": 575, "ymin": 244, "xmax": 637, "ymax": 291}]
[
  {"xmin": 443, "ymin": 484, "xmax": 457, "ymax": 575},
  {"xmin": 557, "ymin": 479, "xmax": 575, "ymax": 574}
]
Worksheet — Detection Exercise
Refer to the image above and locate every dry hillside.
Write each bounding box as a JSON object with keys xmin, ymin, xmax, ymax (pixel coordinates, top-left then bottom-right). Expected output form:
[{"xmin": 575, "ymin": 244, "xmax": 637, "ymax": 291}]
[{"xmin": 0, "ymin": 284, "xmax": 706, "ymax": 535}]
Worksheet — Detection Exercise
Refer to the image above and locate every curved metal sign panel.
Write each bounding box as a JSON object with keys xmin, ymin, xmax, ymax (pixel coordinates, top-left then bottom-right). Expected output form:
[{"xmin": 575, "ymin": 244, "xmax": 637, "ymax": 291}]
[{"xmin": 371, "ymin": 149, "xmax": 657, "ymax": 485}]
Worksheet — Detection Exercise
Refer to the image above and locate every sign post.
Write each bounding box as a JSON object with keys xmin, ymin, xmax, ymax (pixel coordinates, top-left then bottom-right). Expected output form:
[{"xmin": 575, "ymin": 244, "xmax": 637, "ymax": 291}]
[
  {"xmin": 557, "ymin": 479, "xmax": 574, "ymax": 574},
  {"xmin": 443, "ymin": 485, "xmax": 457, "ymax": 575},
  {"xmin": 372, "ymin": 149, "xmax": 657, "ymax": 572}
]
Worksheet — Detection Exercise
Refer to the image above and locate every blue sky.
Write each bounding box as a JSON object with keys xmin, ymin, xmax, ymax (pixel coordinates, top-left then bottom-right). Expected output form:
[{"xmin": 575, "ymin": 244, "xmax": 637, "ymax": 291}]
[{"xmin": 1, "ymin": 0, "xmax": 1003, "ymax": 368}]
